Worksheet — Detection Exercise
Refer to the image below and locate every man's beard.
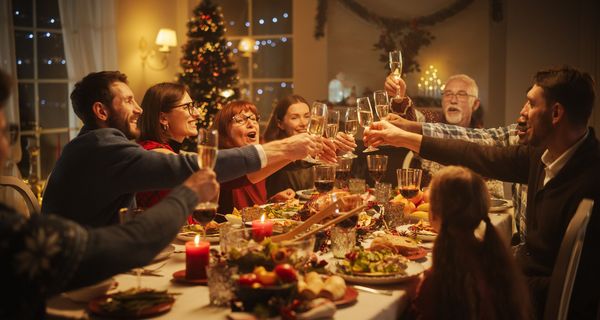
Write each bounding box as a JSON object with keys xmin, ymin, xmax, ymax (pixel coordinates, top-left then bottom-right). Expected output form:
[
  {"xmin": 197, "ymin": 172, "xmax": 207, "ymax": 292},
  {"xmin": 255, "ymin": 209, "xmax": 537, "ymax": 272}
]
[
  {"xmin": 107, "ymin": 115, "xmax": 139, "ymax": 140},
  {"xmin": 445, "ymin": 112, "xmax": 463, "ymax": 125}
]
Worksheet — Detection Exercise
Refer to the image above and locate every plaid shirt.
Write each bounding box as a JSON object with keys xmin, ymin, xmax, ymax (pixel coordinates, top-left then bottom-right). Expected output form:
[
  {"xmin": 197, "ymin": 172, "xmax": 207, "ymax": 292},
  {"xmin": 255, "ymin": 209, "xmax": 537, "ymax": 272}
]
[{"xmin": 421, "ymin": 122, "xmax": 527, "ymax": 244}]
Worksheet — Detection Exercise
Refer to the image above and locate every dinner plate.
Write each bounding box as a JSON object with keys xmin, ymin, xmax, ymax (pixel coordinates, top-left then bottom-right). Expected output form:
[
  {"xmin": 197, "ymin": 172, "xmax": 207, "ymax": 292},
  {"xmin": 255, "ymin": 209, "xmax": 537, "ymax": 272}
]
[
  {"xmin": 297, "ymin": 188, "xmax": 319, "ymax": 200},
  {"xmin": 396, "ymin": 225, "xmax": 438, "ymax": 242},
  {"xmin": 335, "ymin": 261, "xmax": 425, "ymax": 285},
  {"xmin": 176, "ymin": 232, "xmax": 219, "ymax": 243},
  {"xmin": 333, "ymin": 286, "xmax": 358, "ymax": 307},
  {"xmin": 489, "ymin": 198, "xmax": 512, "ymax": 212},
  {"xmin": 153, "ymin": 244, "xmax": 175, "ymax": 262},
  {"xmin": 88, "ymin": 294, "xmax": 175, "ymax": 318}
]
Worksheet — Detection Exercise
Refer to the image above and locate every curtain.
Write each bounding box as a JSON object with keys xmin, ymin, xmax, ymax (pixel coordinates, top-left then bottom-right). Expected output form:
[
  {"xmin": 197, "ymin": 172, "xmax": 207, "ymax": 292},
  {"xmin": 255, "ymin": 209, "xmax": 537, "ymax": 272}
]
[{"xmin": 58, "ymin": 0, "xmax": 118, "ymax": 135}]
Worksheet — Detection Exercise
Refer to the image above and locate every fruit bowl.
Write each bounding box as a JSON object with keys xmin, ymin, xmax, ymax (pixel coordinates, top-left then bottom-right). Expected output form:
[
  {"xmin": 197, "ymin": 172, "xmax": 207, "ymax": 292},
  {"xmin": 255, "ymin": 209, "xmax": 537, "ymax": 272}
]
[{"xmin": 235, "ymin": 282, "xmax": 297, "ymax": 316}]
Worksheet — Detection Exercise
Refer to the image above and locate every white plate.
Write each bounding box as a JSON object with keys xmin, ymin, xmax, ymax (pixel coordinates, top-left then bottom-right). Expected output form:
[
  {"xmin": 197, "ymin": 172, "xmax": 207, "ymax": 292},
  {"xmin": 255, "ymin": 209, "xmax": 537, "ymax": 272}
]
[
  {"xmin": 489, "ymin": 198, "xmax": 512, "ymax": 212},
  {"xmin": 153, "ymin": 244, "xmax": 175, "ymax": 262},
  {"xmin": 396, "ymin": 224, "xmax": 438, "ymax": 242},
  {"xmin": 335, "ymin": 261, "xmax": 425, "ymax": 285},
  {"xmin": 176, "ymin": 232, "xmax": 219, "ymax": 243},
  {"xmin": 296, "ymin": 188, "xmax": 319, "ymax": 200}
]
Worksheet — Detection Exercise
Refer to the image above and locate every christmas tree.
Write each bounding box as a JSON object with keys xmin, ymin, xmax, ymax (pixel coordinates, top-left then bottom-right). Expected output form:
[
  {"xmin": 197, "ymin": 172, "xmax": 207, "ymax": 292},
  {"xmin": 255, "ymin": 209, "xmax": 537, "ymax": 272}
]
[{"xmin": 178, "ymin": 0, "xmax": 239, "ymax": 128}]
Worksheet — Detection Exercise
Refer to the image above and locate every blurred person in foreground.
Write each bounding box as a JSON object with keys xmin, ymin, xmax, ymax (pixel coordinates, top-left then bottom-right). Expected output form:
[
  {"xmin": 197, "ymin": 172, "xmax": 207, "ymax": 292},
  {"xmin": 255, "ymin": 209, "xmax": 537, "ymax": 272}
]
[
  {"xmin": 409, "ymin": 166, "xmax": 530, "ymax": 320},
  {"xmin": 0, "ymin": 69, "xmax": 219, "ymax": 319},
  {"xmin": 366, "ymin": 65, "xmax": 600, "ymax": 319}
]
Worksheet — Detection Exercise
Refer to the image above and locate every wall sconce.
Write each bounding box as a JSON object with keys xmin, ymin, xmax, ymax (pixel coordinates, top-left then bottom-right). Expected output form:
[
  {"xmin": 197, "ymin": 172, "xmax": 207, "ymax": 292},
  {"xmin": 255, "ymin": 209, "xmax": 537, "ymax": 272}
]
[{"xmin": 139, "ymin": 28, "xmax": 178, "ymax": 70}]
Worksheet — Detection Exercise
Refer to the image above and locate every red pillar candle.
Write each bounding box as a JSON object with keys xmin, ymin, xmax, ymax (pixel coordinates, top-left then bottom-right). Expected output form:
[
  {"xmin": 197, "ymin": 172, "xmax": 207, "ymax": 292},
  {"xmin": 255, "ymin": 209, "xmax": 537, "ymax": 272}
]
[
  {"xmin": 185, "ymin": 235, "xmax": 210, "ymax": 279},
  {"xmin": 252, "ymin": 214, "xmax": 273, "ymax": 242}
]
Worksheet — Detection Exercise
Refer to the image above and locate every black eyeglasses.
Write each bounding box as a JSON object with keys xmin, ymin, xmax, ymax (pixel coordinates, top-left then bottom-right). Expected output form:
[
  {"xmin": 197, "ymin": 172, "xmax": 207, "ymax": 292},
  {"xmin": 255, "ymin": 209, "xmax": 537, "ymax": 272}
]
[
  {"xmin": 232, "ymin": 114, "xmax": 260, "ymax": 126},
  {"xmin": 1, "ymin": 123, "xmax": 19, "ymax": 146},
  {"xmin": 173, "ymin": 101, "xmax": 200, "ymax": 116}
]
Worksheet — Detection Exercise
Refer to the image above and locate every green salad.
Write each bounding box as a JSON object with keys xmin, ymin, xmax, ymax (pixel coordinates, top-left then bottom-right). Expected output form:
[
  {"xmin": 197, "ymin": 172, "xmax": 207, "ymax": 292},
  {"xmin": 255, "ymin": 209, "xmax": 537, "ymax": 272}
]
[{"xmin": 337, "ymin": 248, "xmax": 408, "ymax": 275}]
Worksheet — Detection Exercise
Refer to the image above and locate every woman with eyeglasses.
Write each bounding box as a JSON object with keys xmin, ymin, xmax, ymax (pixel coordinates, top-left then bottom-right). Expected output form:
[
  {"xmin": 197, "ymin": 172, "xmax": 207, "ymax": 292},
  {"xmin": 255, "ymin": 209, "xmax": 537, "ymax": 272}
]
[
  {"xmin": 136, "ymin": 82, "xmax": 202, "ymax": 212},
  {"xmin": 213, "ymin": 100, "xmax": 303, "ymax": 215}
]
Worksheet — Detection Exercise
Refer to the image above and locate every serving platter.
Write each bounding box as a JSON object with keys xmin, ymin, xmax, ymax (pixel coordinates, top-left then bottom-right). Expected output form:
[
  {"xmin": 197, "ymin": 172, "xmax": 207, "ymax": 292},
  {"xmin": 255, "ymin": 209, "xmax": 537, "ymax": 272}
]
[
  {"xmin": 396, "ymin": 225, "xmax": 437, "ymax": 242},
  {"xmin": 489, "ymin": 198, "xmax": 512, "ymax": 212},
  {"xmin": 335, "ymin": 261, "xmax": 425, "ymax": 285}
]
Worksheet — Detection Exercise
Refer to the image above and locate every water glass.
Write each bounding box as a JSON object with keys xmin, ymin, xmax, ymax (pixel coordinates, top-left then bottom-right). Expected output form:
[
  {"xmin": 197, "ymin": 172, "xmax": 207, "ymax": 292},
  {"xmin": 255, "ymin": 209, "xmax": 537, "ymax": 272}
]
[
  {"xmin": 348, "ymin": 178, "xmax": 366, "ymax": 194},
  {"xmin": 331, "ymin": 226, "xmax": 356, "ymax": 259},
  {"xmin": 219, "ymin": 222, "xmax": 243, "ymax": 254},
  {"xmin": 383, "ymin": 202, "xmax": 405, "ymax": 230},
  {"xmin": 374, "ymin": 182, "xmax": 392, "ymax": 203},
  {"xmin": 206, "ymin": 263, "xmax": 238, "ymax": 307}
]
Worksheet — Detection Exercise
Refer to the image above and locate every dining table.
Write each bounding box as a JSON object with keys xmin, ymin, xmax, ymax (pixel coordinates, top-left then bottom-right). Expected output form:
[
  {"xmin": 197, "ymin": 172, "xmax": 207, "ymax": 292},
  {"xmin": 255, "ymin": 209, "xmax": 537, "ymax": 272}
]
[{"xmin": 46, "ymin": 205, "xmax": 513, "ymax": 319}]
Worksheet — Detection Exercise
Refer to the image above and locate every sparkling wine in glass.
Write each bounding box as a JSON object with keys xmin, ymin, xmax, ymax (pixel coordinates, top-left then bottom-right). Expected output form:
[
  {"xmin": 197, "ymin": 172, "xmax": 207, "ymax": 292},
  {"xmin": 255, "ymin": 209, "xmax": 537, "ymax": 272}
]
[
  {"xmin": 196, "ymin": 128, "xmax": 219, "ymax": 239},
  {"xmin": 314, "ymin": 165, "xmax": 335, "ymax": 193},
  {"xmin": 367, "ymin": 155, "xmax": 388, "ymax": 186},
  {"xmin": 389, "ymin": 50, "xmax": 403, "ymax": 98},
  {"xmin": 342, "ymin": 107, "xmax": 359, "ymax": 159},
  {"xmin": 357, "ymin": 97, "xmax": 377, "ymax": 152},
  {"xmin": 306, "ymin": 102, "xmax": 328, "ymax": 163},
  {"xmin": 373, "ymin": 90, "xmax": 390, "ymax": 121},
  {"xmin": 397, "ymin": 168, "xmax": 422, "ymax": 199},
  {"xmin": 325, "ymin": 110, "xmax": 340, "ymax": 142}
]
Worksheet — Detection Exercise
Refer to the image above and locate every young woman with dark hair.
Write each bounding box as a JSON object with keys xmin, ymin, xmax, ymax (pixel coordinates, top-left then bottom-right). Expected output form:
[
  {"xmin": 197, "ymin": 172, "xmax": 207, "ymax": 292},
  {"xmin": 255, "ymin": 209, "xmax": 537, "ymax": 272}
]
[{"xmin": 411, "ymin": 166, "xmax": 531, "ymax": 320}]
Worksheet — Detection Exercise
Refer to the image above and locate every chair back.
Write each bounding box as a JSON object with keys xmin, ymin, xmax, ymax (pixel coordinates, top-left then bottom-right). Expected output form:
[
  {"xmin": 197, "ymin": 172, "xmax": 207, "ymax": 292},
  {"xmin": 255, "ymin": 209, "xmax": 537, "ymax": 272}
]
[
  {"xmin": 0, "ymin": 175, "xmax": 41, "ymax": 216},
  {"xmin": 543, "ymin": 198, "xmax": 594, "ymax": 320}
]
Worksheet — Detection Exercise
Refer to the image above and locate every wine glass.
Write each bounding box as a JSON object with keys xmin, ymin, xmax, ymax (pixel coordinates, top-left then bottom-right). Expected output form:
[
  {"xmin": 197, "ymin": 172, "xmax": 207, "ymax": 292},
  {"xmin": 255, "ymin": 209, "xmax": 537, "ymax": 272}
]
[
  {"xmin": 397, "ymin": 168, "xmax": 422, "ymax": 199},
  {"xmin": 342, "ymin": 107, "xmax": 358, "ymax": 159},
  {"xmin": 373, "ymin": 90, "xmax": 390, "ymax": 121},
  {"xmin": 305, "ymin": 102, "xmax": 328, "ymax": 163},
  {"xmin": 119, "ymin": 207, "xmax": 145, "ymax": 290},
  {"xmin": 389, "ymin": 50, "xmax": 403, "ymax": 97},
  {"xmin": 314, "ymin": 165, "xmax": 335, "ymax": 194},
  {"xmin": 357, "ymin": 97, "xmax": 377, "ymax": 152},
  {"xmin": 325, "ymin": 110, "xmax": 340, "ymax": 142},
  {"xmin": 367, "ymin": 154, "xmax": 388, "ymax": 187},
  {"xmin": 195, "ymin": 128, "xmax": 219, "ymax": 239}
]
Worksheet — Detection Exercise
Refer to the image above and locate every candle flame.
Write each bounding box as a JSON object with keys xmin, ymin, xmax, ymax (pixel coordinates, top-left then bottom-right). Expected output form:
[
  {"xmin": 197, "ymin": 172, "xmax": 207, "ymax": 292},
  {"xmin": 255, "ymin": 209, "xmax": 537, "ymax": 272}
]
[
  {"xmin": 194, "ymin": 234, "xmax": 200, "ymax": 245},
  {"xmin": 260, "ymin": 213, "xmax": 266, "ymax": 223}
]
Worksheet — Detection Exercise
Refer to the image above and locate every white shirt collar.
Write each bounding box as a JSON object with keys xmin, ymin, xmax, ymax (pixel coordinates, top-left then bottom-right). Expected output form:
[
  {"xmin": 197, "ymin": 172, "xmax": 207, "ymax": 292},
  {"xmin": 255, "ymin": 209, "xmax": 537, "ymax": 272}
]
[{"xmin": 540, "ymin": 130, "xmax": 588, "ymax": 186}]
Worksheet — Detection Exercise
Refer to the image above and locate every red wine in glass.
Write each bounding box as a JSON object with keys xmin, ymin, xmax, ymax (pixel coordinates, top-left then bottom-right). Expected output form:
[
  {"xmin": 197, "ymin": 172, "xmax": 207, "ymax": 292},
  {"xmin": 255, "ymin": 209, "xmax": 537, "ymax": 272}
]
[
  {"xmin": 192, "ymin": 204, "xmax": 217, "ymax": 239},
  {"xmin": 315, "ymin": 180, "xmax": 335, "ymax": 193},
  {"xmin": 369, "ymin": 169, "xmax": 385, "ymax": 184},
  {"xmin": 336, "ymin": 169, "xmax": 351, "ymax": 181},
  {"xmin": 399, "ymin": 186, "xmax": 419, "ymax": 198}
]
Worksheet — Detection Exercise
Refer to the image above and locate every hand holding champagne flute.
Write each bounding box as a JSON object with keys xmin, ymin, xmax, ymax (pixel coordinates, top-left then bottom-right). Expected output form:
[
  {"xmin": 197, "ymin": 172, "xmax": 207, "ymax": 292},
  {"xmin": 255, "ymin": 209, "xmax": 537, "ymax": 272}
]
[
  {"xmin": 342, "ymin": 107, "xmax": 359, "ymax": 159},
  {"xmin": 373, "ymin": 90, "xmax": 390, "ymax": 121},
  {"xmin": 195, "ymin": 129, "xmax": 219, "ymax": 239},
  {"xmin": 305, "ymin": 102, "xmax": 328, "ymax": 163},
  {"xmin": 389, "ymin": 50, "xmax": 403, "ymax": 98},
  {"xmin": 357, "ymin": 97, "xmax": 377, "ymax": 152}
]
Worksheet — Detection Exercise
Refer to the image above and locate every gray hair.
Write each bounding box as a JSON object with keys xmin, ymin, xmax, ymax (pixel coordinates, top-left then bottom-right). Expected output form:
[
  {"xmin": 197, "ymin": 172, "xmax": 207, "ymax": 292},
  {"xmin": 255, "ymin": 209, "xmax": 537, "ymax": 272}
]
[{"xmin": 445, "ymin": 74, "xmax": 479, "ymax": 98}]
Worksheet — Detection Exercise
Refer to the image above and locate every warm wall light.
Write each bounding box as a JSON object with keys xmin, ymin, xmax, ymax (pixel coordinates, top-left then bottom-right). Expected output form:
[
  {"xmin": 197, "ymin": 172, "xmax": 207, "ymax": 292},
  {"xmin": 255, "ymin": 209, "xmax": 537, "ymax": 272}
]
[
  {"xmin": 140, "ymin": 28, "xmax": 178, "ymax": 70},
  {"xmin": 238, "ymin": 37, "xmax": 257, "ymax": 57},
  {"xmin": 155, "ymin": 28, "xmax": 177, "ymax": 53}
]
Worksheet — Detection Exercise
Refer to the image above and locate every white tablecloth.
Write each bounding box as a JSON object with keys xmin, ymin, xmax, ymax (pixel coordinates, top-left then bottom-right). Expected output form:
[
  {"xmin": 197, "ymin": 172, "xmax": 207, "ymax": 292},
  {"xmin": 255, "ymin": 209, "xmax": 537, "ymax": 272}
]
[{"xmin": 47, "ymin": 212, "xmax": 512, "ymax": 319}]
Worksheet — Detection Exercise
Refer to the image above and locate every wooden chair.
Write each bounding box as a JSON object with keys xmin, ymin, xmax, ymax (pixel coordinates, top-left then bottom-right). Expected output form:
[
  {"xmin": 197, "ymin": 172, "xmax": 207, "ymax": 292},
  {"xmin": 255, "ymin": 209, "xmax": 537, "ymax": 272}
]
[
  {"xmin": 0, "ymin": 175, "xmax": 40, "ymax": 216},
  {"xmin": 543, "ymin": 198, "xmax": 594, "ymax": 320}
]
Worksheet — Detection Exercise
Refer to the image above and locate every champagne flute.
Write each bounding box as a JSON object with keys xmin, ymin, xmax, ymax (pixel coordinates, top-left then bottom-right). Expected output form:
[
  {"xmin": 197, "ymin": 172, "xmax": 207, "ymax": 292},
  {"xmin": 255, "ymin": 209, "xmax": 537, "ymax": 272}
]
[
  {"xmin": 342, "ymin": 107, "xmax": 359, "ymax": 159},
  {"xmin": 389, "ymin": 50, "xmax": 409, "ymax": 116},
  {"xmin": 195, "ymin": 129, "xmax": 219, "ymax": 240},
  {"xmin": 306, "ymin": 102, "xmax": 328, "ymax": 163},
  {"xmin": 357, "ymin": 97, "xmax": 377, "ymax": 152},
  {"xmin": 373, "ymin": 90, "xmax": 390, "ymax": 121},
  {"xmin": 325, "ymin": 110, "xmax": 340, "ymax": 142}
]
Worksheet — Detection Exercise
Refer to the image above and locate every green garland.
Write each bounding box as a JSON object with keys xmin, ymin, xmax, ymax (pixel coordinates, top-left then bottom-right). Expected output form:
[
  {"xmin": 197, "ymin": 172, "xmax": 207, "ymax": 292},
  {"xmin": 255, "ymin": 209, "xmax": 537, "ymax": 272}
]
[{"xmin": 315, "ymin": 0, "xmax": 474, "ymax": 73}]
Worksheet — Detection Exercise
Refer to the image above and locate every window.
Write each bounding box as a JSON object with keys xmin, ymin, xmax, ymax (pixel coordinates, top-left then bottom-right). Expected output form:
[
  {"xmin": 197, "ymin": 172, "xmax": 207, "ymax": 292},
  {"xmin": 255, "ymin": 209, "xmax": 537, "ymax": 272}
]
[
  {"xmin": 12, "ymin": 0, "xmax": 72, "ymax": 181},
  {"xmin": 216, "ymin": 0, "xmax": 293, "ymax": 119}
]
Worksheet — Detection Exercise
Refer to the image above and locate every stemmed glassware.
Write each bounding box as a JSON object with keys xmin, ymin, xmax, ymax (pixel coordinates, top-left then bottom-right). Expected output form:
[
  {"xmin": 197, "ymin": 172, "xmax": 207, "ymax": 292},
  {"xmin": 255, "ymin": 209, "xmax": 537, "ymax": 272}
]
[
  {"xmin": 373, "ymin": 90, "xmax": 390, "ymax": 121},
  {"xmin": 305, "ymin": 102, "xmax": 328, "ymax": 163},
  {"xmin": 194, "ymin": 128, "xmax": 219, "ymax": 239},
  {"xmin": 357, "ymin": 97, "xmax": 377, "ymax": 152},
  {"xmin": 397, "ymin": 168, "xmax": 423, "ymax": 199},
  {"xmin": 314, "ymin": 165, "xmax": 336, "ymax": 194},
  {"xmin": 389, "ymin": 50, "xmax": 409, "ymax": 115},
  {"xmin": 342, "ymin": 107, "xmax": 359, "ymax": 159},
  {"xmin": 367, "ymin": 155, "xmax": 388, "ymax": 187},
  {"xmin": 325, "ymin": 110, "xmax": 340, "ymax": 143}
]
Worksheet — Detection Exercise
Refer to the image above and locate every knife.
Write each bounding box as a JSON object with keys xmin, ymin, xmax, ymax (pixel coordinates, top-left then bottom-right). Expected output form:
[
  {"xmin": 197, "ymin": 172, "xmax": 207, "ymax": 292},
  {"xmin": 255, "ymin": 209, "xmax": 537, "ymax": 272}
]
[{"xmin": 352, "ymin": 285, "xmax": 393, "ymax": 296}]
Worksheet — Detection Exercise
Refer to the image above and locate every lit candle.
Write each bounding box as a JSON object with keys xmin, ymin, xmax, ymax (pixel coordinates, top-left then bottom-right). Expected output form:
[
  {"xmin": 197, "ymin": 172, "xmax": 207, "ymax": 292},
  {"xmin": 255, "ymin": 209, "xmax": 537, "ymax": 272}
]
[
  {"xmin": 185, "ymin": 235, "xmax": 210, "ymax": 280},
  {"xmin": 252, "ymin": 214, "xmax": 273, "ymax": 242}
]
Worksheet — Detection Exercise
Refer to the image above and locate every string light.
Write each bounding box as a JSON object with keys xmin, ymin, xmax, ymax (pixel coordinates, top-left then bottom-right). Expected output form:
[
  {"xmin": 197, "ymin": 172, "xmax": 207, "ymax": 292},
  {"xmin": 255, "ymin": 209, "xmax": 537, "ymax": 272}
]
[{"xmin": 417, "ymin": 65, "xmax": 442, "ymax": 98}]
